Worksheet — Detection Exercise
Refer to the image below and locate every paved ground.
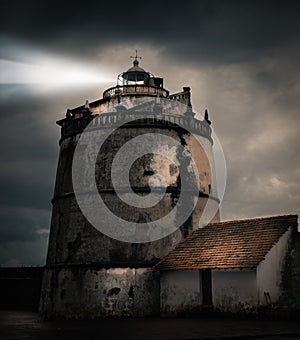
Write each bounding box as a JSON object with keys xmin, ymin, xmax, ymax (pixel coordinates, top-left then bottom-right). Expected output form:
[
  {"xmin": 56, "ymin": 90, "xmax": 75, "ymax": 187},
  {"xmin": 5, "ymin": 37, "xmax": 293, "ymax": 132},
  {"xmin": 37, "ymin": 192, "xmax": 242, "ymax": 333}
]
[{"xmin": 0, "ymin": 311, "xmax": 300, "ymax": 340}]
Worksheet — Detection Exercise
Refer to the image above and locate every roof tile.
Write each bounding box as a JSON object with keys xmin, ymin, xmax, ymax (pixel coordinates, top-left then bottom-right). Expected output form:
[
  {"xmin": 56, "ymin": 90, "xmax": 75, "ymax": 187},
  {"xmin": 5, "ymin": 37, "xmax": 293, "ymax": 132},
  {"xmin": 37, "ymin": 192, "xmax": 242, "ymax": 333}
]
[{"xmin": 151, "ymin": 215, "xmax": 298, "ymax": 271}]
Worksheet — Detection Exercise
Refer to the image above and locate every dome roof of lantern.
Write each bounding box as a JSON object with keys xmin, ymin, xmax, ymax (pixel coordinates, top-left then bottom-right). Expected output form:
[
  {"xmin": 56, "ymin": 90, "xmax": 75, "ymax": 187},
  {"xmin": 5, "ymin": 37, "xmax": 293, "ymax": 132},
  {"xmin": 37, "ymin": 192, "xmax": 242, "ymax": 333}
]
[{"xmin": 125, "ymin": 59, "xmax": 147, "ymax": 73}]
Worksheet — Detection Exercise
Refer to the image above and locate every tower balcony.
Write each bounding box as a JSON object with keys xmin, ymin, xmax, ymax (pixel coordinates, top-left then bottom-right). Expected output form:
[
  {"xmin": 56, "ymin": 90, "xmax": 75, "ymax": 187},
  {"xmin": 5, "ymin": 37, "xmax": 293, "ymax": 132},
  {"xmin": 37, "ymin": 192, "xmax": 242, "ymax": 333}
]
[
  {"xmin": 103, "ymin": 84, "xmax": 169, "ymax": 99},
  {"xmin": 59, "ymin": 110, "xmax": 212, "ymax": 144}
]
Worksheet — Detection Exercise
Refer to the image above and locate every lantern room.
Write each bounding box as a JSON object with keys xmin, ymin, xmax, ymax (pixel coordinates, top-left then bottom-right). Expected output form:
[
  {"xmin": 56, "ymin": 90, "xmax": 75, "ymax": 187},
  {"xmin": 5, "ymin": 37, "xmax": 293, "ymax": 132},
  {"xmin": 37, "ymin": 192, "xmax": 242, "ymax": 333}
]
[{"xmin": 117, "ymin": 52, "xmax": 164, "ymax": 88}]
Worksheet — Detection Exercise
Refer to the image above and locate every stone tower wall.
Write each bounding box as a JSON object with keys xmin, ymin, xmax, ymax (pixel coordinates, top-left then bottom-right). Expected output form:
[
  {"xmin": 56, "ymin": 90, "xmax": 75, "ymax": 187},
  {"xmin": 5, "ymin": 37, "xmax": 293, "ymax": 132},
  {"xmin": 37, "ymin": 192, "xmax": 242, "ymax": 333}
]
[{"xmin": 40, "ymin": 94, "xmax": 220, "ymax": 318}]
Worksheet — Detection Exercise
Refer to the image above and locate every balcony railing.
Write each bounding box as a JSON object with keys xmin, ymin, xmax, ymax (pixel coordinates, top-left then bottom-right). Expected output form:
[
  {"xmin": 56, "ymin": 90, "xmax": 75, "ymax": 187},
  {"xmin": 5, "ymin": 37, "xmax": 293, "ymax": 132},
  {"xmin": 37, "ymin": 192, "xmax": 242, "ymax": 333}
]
[
  {"xmin": 103, "ymin": 85, "xmax": 169, "ymax": 98},
  {"xmin": 61, "ymin": 111, "xmax": 212, "ymax": 143}
]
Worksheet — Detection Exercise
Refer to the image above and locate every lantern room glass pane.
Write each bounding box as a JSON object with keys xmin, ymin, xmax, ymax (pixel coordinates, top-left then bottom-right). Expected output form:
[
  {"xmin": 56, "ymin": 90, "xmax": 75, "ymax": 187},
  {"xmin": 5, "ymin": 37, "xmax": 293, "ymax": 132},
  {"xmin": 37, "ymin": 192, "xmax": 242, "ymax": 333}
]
[{"xmin": 123, "ymin": 72, "xmax": 149, "ymax": 85}]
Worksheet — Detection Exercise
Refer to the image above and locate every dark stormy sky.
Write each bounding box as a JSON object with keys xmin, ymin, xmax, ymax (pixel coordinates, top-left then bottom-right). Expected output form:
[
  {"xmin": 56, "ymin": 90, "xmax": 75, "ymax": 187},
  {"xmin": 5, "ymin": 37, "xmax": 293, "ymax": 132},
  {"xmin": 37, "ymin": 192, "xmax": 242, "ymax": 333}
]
[{"xmin": 0, "ymin": 0, "xmax": 300, "ymax": 266}]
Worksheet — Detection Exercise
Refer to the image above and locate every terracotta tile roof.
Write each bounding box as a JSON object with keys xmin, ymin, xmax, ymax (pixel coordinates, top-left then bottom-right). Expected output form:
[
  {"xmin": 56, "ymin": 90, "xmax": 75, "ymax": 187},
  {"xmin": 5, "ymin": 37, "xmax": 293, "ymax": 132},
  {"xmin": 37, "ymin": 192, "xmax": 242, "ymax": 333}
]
[{"xmin": 152, "ymin": 215, "xmax": 298, "ymax": 271}]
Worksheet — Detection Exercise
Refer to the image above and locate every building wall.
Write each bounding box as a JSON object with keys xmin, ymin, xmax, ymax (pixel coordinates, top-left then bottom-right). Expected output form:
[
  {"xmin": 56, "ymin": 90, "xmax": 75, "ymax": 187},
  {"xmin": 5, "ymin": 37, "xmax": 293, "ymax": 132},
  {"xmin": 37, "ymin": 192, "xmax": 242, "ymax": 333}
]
[
  {"xmin": 256, "ymin": 227, "xmax": 292, "ymax": 305},
  {"xmin": 212, "ymin": 269, "xmax": 257, "ymax": 312},
  {"xmin": 40, "ymin": 267, "xmax": 159, "ymax": 318},
  {"xmin": 160, "ymin": 269, "xmax": 258, "ymax": 314},
  {"xmin": 160, "ymin": 270, "xmax": 201, "ymax": 315},
  {"xmin": 47, "ymin": 124, "xmax": 216, "ymax": 266}
]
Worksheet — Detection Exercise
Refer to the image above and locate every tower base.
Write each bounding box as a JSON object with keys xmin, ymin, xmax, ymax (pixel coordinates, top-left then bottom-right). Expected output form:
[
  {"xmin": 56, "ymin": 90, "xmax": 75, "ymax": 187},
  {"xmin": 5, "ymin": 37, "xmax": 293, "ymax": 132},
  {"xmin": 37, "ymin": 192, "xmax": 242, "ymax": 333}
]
[{"xmin": 39, "ymin": 266, "xmax": 160, "ymax": 319}]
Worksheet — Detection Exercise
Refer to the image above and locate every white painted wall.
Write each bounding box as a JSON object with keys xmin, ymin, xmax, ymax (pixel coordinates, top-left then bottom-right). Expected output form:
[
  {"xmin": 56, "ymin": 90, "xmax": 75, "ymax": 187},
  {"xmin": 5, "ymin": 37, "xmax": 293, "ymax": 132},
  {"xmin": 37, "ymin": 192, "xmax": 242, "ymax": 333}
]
[
  {"xmin": 159, "ymin": 229, "xmax": 293, "ymax": 314},
  {"xmin": 212, "ymin": 269, "xmax": 257, "ymax": 312},
  {"xmin": 256, "ymin": 227, "xmax": 292, "ymax": 305},
  {"xmin": 161, "ymin": 269, "xmax": 258, "ymax": 313},
  {"xmin": 160, "ymin": 270, "xmax": 201, "ymax": 315}
]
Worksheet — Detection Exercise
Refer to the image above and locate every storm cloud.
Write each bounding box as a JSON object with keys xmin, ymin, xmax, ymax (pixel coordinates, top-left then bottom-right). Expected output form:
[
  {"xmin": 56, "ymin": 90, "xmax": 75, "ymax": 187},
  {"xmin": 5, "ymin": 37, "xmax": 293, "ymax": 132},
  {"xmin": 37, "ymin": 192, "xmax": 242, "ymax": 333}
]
[{"xmin": 0, "ymin": 0, "xmax": 299, "ymax": 265}]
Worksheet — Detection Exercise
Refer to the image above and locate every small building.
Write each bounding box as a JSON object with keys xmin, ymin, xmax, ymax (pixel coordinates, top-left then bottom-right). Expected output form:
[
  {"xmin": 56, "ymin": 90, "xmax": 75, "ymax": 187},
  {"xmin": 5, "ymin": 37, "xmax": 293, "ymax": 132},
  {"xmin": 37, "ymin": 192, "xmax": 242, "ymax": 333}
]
[{"xmin": 152, "ymin": 215, "xmax": 299, "ymax": 315}]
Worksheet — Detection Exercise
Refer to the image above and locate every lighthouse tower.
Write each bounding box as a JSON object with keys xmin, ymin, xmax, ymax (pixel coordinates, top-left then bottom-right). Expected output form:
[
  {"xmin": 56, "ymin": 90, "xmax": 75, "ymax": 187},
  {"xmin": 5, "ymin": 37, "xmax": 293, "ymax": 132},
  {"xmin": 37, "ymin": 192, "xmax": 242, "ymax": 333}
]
[{"xmin": 39, "ymin": 55, "xmax": 220, "ymax": 318}]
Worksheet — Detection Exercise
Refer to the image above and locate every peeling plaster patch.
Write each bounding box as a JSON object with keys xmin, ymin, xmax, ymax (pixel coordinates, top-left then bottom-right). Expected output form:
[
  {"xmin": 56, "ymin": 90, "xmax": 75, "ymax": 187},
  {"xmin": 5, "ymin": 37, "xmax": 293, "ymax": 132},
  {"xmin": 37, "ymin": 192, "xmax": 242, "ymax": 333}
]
[
  {"xmin": 108, "ymin": 287, "xmax": 121, "ymax": 296},
  {"xmin": 128, "ymin": 285, "xmax": 134, "ymax": 298},
  {"xmin": 169, "ymin": 163, "xmax": 178, "ymax": 176}
]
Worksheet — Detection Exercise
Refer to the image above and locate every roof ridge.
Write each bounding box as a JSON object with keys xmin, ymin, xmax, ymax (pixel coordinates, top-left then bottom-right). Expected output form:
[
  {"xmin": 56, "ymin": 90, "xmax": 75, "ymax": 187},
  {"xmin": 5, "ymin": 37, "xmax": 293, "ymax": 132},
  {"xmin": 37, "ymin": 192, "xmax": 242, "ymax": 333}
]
[{"xmin": 207, "ymin": 214, "xmax": 298, "ymax": 227}]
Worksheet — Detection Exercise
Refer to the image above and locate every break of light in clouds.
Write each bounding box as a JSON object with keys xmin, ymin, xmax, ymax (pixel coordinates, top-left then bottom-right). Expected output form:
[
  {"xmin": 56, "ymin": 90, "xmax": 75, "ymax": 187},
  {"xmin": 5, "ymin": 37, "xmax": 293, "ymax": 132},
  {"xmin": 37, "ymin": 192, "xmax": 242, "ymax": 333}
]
[
  {"xmin": 0, "ymin": 58, "xmax": 111, "ymax": 84},
  {"xmin": 0, "ymin": 56, "xmax": 114, "ymax": 84}
]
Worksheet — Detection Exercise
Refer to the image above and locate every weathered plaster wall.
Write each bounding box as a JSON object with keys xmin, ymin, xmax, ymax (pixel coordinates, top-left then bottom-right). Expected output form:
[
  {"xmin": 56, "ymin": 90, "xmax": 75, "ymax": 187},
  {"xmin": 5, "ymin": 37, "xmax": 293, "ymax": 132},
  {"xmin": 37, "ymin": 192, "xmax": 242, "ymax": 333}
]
[
  {"xmin": 256, "ymin": 227, "xmax": 292, "ymax": 305},
  {"xmin": 40, "ymin": 267, "xmax": 159, "ymax": 318},
  {"xmin": 212, "ymin": 269, "xmax": 257, "ymax": 312},
  {"xmin": 46, "ymin": 195, "xmax": 200, "ymax": 267},
  {"xmin": 46, "ymin": 122, "xmax": 217, "ymax": 267},
  {"xmin": 160, "ymin": 270, "xmax": 201, "ymax": 315}
]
